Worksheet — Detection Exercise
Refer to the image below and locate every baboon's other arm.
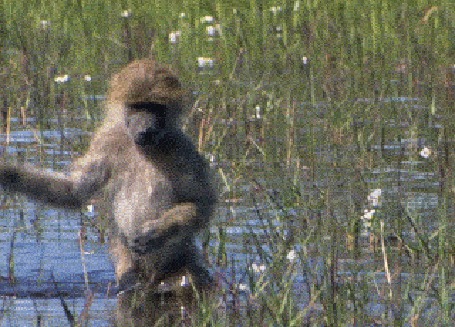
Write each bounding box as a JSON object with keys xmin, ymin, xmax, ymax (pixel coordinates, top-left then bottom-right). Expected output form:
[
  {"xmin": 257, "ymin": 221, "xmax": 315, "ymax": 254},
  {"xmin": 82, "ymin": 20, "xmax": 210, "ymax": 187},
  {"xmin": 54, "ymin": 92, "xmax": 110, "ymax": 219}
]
[{"xmin": 130, "ymin": 202, "xmax": 198, "ymax": 254}]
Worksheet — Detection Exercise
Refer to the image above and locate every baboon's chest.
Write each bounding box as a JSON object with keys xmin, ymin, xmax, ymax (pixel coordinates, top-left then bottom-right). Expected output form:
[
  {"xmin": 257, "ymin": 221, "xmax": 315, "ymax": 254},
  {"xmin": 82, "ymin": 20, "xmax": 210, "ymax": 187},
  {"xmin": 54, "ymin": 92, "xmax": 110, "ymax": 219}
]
[{"xmin": 111, "ymin": 165, "xmax": 176, "ymax": 238}]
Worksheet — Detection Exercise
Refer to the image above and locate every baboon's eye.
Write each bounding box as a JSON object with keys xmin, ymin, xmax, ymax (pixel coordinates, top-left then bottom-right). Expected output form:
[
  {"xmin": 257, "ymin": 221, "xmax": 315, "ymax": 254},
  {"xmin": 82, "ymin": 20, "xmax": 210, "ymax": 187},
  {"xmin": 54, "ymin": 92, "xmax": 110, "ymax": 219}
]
[{"xmin": 128, "ymin": 102, "xmax": 167, "ymax": 113}]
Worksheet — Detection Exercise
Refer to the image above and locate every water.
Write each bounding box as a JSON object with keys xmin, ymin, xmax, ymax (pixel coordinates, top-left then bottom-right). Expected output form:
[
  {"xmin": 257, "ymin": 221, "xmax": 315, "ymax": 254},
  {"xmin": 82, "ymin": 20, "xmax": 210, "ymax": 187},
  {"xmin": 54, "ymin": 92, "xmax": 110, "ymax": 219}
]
[{"xmin": 0, "ymin": 97, "xmax": 453, "ymax": 326}]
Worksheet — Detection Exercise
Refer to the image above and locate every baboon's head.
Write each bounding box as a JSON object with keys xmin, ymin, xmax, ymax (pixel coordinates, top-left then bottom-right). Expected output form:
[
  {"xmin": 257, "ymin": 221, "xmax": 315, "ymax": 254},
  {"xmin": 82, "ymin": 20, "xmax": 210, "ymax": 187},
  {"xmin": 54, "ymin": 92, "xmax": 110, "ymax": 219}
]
[{"xmin": 106, "ymin": 59, "xmax": 189, "ymax": 137}]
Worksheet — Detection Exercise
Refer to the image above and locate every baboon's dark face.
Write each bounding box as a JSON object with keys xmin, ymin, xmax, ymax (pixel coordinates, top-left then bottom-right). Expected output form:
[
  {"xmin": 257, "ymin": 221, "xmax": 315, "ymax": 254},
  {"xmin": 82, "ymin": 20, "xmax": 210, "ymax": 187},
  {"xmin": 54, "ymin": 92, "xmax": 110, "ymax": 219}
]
[{"xmin": 126, "ymin": 102, "xmax": 168, "ymax": 145}]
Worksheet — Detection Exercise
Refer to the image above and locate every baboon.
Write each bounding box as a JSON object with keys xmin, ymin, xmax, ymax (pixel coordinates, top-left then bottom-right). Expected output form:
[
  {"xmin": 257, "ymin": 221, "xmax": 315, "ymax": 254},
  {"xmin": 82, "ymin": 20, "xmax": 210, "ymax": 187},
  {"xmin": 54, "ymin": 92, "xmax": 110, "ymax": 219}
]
[{"xmin": 0, "ymin": 59, "xmax": 217, "ymax": 323}]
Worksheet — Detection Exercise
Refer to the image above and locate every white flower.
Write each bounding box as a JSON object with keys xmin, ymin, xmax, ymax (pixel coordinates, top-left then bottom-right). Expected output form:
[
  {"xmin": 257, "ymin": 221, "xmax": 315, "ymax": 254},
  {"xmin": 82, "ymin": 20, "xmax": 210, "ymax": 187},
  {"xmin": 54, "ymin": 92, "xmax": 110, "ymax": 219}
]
[
  {"xmin": 270, "ymin": 6, "xmax": 282, "ymax": 14},
  {"xmin": 238, "ymin": 283, "xmax": 249, "ymax": 291},
  {"xmin": 169, "ymin": 31, "xmax": 181, "ymax": 44},
  {"xmin": 252, "ymin": 262, "xmax": 266, "ymax": 273},
  {"xmin": 121, "ymin": 10, "xmax": 131, "ymax": 18},
  {"xmin": 287, "ymin": 250, "xmax": 296, "ymax": 262},
  {"xmin": 54, "ymin": 74, "xmax": 70, "ymax": 83},
  {"xmin": 197, "ymin": 57, "xmax": 215, "ymax": 68},
  {"xmin": 302, "ymin": 56, "xmax": 309, "ymax": 65},
  {"xmin": 200, "ymin": 16, "xmax": 214, "ymax": 23},
  {"xmin": 206, "ymin": 25, "xmax": 217, "ymax": 37},
  {"xmin": 84, "ymin": 75, "xmax": 92, "ymax": 82},
  {"xmin": 361, "ymin": 209, "xmax": 375, "ymax": 220},
  {"xmin": 40, "ymin": 20, "xmax": 51, "ymax": 29},
  {"xmin": 255, "ymin": 105, "xmax": 261, "ymax": 119},
  {"xmin": 367, "ymin": 189, "xmax": 382, "ymax": 207},
  {"xmin": 420, "ymin": 147, "xmax": 431, "ymax": 158},
  {"xmin": 179, "ymin": 12, "xmax": 186, "ymax": 19}
]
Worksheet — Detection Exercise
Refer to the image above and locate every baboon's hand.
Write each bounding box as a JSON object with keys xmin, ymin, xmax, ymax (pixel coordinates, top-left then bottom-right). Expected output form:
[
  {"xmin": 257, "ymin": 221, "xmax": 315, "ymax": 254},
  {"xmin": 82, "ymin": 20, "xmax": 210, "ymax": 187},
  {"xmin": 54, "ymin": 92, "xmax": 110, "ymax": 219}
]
[{"xmin": 130, "ymin": 202, "xmax": 198, "ymax": 255}]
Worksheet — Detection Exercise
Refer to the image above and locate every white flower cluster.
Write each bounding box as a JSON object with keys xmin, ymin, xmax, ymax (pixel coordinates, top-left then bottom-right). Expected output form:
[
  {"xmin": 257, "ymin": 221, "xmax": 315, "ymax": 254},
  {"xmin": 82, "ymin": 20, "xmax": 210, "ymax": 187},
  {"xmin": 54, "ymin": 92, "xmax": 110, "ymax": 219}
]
[
  {"xmin": 54, "ymin": 74, "xmax": 70, "ymax": 83},
  {"xmin": 197, "ymin": 57, "xmax": 215, "ymax": 69},
  {"xmin": 169, "ymin": 31, "xmax": 181, "ymax": 44}
]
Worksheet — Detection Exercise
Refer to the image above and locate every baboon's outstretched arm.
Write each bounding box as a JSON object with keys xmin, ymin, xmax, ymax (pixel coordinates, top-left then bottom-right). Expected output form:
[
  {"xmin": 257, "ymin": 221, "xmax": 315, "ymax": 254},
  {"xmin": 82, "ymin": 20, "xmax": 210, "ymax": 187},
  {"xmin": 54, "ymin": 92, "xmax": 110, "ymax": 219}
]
[{"xmin": 0, "ymin": 157, "xmax": 110, "ymax": 209}]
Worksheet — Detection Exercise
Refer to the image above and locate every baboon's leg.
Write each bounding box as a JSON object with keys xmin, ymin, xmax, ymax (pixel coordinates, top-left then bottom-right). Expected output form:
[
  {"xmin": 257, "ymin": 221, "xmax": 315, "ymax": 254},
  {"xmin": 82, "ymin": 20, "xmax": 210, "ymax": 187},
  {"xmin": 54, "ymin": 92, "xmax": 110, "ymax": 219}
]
[
  {"xmin": 142, "ymin": 241, "xmax": 213, "ymax": 292},
  {"xmin": 185, "ymin": 243, "xmax": 213, "ymax": 290},
  {"xmin": 110, "ymin": 235, "xmax": 138, "ymax": 291},
  {"xmin": 116, "ymin": 288, "xmax": 150, "ymax": 327},
  {"xmin": 116, "ymin": 284, "xmax": 182, "ymax": 327}
]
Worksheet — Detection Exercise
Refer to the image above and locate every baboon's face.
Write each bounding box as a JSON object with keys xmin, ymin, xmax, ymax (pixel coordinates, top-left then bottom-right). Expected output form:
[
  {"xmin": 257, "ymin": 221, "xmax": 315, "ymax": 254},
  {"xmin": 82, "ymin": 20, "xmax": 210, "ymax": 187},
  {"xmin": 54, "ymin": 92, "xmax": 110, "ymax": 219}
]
[
  {"xmin": 107, "ymin": 59, "xmax": 187, "ymax": 131},
  {"xmin": 106, "ymin": 59, "xmax": 187, "ymax": 149},
  {"xmin": 126, "ymin": 102, "xmax": 167, "ymax": 141},
  {"xmin": 128, "ymin": 103, "xmax": 179, "ymax": 154}
]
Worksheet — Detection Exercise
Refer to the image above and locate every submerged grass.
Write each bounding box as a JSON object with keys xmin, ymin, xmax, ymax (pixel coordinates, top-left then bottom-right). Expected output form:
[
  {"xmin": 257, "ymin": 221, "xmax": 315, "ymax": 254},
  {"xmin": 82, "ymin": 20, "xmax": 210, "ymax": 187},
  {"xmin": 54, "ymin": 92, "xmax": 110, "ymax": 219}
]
[{"xmin": 0, "ymin": 0, "xmax": 454, "ymax": 326}]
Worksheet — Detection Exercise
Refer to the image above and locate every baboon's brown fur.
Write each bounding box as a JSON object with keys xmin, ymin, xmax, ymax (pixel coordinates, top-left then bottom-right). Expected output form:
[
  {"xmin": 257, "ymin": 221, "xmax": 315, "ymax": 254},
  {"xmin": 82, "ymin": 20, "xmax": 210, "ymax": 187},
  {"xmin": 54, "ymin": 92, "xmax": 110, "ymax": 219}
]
[{"xmin": 0, "ymin": 59, "xmax": 217, "ymax": 309}]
